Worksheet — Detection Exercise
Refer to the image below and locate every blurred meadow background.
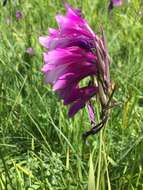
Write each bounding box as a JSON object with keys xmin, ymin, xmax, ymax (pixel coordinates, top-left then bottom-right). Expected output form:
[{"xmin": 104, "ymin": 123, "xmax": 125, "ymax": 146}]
[{"xmin": 0, "ymin": 0, "xmax": 143, "ymax": 189}]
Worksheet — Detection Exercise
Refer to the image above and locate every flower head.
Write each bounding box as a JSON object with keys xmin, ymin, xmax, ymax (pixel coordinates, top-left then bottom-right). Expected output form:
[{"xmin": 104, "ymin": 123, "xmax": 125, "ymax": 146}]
[
  {"xmin": 112, "ymin": 0, "xmax": 123, "ymax": 6},
  {"xmin": 26, "ymin": 47, "xmax": 35, "ymax": 55},
  {"xmin": 108, "ymin": 0, "xmax": 123, "ymax": 11},
  {"xmin": 16, "ymin": 10, "xmax": 22, "ymax": 19},
  {"xmin": 40, "ymin": 4, "xmax": 112, "ymax": 137}
]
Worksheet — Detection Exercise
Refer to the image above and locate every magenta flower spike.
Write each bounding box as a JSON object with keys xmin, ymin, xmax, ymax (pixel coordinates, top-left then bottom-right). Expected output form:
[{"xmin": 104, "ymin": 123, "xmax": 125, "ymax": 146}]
[{"xmin": 40, "ymin": 4, "xmax": 113, "ymax": 138}]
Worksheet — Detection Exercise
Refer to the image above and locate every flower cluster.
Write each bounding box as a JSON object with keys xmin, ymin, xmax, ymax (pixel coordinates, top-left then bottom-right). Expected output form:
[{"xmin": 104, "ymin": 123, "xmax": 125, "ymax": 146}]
[{"xmin": 40, "ymin": 4, "xmax": 112, "ymax": 137}]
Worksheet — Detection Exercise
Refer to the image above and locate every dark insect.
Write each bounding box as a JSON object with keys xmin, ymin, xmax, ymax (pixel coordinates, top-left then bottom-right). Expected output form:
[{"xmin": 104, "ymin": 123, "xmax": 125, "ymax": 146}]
[
  {"xmin": 108, "ymin": 1, "xmax": 113, "ymax": 11},
  {"xmin": 2, "ymin": 0, "xmax": 8, "ymax": 6}
]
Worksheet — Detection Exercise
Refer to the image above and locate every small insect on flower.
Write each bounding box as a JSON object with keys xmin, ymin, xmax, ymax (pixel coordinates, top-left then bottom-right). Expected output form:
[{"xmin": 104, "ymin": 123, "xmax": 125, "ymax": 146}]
[{"xmin": 39, "ymin": 3, "xmax": 115, "ymax": 139}]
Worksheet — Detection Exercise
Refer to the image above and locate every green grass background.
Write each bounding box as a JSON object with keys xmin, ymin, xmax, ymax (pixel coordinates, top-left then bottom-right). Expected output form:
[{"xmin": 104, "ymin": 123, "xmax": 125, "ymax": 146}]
[{"xmin": 0, "ymin": 0, "xmax": 143, "ymax": 189}]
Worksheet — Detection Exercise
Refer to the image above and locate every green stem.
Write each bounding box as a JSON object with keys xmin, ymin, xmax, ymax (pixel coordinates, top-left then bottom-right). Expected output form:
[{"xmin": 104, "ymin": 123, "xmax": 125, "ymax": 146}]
[{"xmin": 96, "ymin": 131, "xmax": 102, "ymax": 190}]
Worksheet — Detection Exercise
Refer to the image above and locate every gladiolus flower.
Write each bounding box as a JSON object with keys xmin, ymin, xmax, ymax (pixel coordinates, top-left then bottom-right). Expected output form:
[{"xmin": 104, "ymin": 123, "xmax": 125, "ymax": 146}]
[{"xmin": 40, "ymin": 4, "xmax": 113, "ymax": 137}]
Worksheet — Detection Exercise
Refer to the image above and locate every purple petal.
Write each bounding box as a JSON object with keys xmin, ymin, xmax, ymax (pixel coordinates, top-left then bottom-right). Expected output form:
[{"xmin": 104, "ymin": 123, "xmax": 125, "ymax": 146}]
[
  {"xmin": 42, "ymin": 47, "xmax": 96, "ymax": 76},
  {"xmin": 68, "ymin": 100, "xmax": 85, "ymax": 117},
  {"xmin": 53, "ymin": 66, "xmax": 96, "ymax": 91},
  {"xmin": 16, "ymin": 10, "xmax": 22, "ymax": 19},
  {"xmin": 87, "ymin": 102, "xmax": 95, "ymax": 126},
  {"xmin": 112, "ymin": 0, "xmax": 122, "ymax": 6},
  {"xmin": 26, "ymin": 47, "xmax": 35, "ymax": 55},
  {"xmin": 64, "ymin": 86, "xmax": 98, "ymax": 105},
  {"xmin": 39, "ymin": 36, "xmax": 50, "ymax": 48},
  {"xmin": 55, "ymin": 6, "xmax": 95, "ymax": 38},
  {"xmin": 108, "ymin": 0, "xmax": 123, "ymax": 11}
]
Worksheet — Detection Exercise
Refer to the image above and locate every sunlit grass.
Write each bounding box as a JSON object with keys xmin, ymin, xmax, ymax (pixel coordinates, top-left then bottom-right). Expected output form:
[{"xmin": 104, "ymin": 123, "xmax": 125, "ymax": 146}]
[{"xmin": 0, "ymin": 0, "xmax": 143, "ymax": 189}]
